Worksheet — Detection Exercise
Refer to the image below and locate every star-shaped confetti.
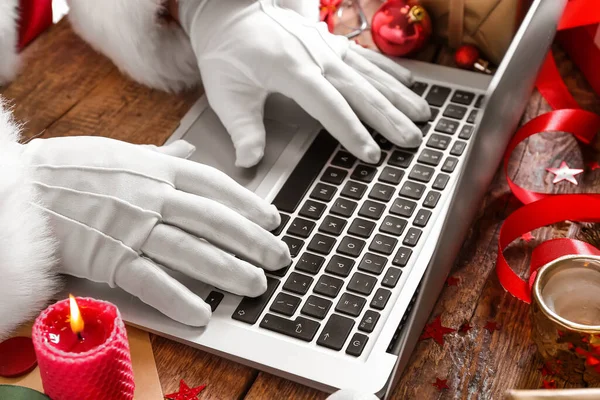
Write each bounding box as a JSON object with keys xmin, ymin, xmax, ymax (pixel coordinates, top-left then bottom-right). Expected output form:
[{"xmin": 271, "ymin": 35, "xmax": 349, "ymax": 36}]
[
  {"xmin": 446, "ymin": 276, "xmax": 460, "ymax": 286},
  {"xmin": 459, "ymin": 322, "xmax": 472, "ymax": 334},
  {"xmin": 546, "ymin": 161, "xmax": 584, "ymax": 185},
  {"xmin": 419, "ymin": 316, "xmax": 456, "ymax": 346},
  {"xmin": 588, "ymin": 161, "xmax": 600, "ymax": 171},
  {"xmin": 432, "ymin": 378, "xmax": 449, "ymax": 392},
  {"xmin": 538, "ymin": 360, "xmax": 561, "ymax": 377},
  {"xmin": 541, "ymin": 379, "xmax": 556, "ymax": 389},
  {"xmin": 521, "ymin": 232, "xmax": 535, "ymax": 242},
  {"xmin": 165, "ymin": 380, "xmax": 206, "ymax": 400},
  {"xmin": 484, "ymin": 320, "xmax": 500, "ymax": 333}
]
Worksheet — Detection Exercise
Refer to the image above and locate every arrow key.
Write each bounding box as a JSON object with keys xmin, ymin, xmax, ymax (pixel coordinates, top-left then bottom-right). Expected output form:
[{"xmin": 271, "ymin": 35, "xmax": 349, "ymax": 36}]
[
  {"xmin": 346, "ymin": 333, "xmax": 369, "ymax": 357},
  {"xmin": 317, "ymin": 314, "xmax": 355, "ymax": 351},
  {"xmin": 260, "ymin": 313, "xmax": 320, "ymax": 342}
]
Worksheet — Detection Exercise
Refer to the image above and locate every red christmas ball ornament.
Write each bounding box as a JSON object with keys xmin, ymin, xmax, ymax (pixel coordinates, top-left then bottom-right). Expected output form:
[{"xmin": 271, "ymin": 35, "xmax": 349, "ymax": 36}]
[
  {"xmin": 371, "ymin": 0, "xmax": 432, "ymax": 57},
  {"xmin": 454, "ymin": 44, "xmax": 493, "ymax": 74}
]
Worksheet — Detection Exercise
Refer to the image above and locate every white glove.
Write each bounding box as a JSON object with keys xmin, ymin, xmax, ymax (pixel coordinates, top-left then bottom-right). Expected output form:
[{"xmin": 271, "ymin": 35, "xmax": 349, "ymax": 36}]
[
  {"xmin": 178, "ymin": 0, "xmax": 430, "ymax": 168},
  {"xmin": 18, "ymin": 136, "xmax": 291, "ymax": 326},
  {"xmin": 327, "ymin": 389, "xmax": 379, "ymax": 400}
]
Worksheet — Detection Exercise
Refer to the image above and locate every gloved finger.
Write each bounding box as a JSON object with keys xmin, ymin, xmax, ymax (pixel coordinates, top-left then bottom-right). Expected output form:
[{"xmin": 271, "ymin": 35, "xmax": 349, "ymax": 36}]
[
  {"xmin": 141, "ymin": 224, "xmax": 270, "ymax": 297},
  {"xmin": 172, "ymin": 160, "xmax": 281, "ymax": 231},
  {"xmin": 203, "ymin": 77, "xmax": 269, "ymax": 168},
  {"xmin": 163, "ymin": 190, "xmax": 290, "ymax": 271},
  {"xmin": 349, "ymin": 42, "xmax": 414, "ymax": 87},
  {"xmin": 345, "ymin": 51, "xmax": 430, "ymax": 122},
  {"xmin": 114, "ymin": 256, "xmax": 212, "ymax": 326},
  {"xmin": 327, "ymin": 60, "xmax": 422, "ymax": 149},
  {"xmin": 142, "ymin": 140, "xmax": 197, "ymax": 159},
  {"xmin": 276, "ymin": 67, "xmax": 381, "ymax": 164},
  {"xmin": 326, "ymin": 390, "xmax": 379, "ymax": 400}
]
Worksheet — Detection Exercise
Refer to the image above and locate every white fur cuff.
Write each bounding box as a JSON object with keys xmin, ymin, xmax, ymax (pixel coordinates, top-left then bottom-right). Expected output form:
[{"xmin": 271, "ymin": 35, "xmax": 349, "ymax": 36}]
[
  {"xmin": 0, "ymin": 0, "xmax": 20, "ymax": 85},
  {"xmin": 0, "ymin": 101, "xmax": 60, "ymax": 340}
]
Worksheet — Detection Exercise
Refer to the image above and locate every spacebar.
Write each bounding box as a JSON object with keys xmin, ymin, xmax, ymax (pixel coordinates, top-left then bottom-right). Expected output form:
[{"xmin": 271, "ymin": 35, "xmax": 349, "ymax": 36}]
[{"xmin": 272, "ymin": 130, "xmax": 339, "ymax": 213}]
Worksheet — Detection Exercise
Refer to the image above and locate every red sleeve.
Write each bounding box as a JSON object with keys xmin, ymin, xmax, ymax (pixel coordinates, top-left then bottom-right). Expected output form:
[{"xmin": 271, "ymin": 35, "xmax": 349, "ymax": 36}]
[{"xmin": 18, "ymin": 0, "xmax": 53, "ymax": 50}]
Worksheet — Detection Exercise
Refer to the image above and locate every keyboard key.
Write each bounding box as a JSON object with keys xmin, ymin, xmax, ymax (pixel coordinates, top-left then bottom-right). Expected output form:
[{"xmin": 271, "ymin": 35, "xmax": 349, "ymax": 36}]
[
  {"xmin": 351, "ymin": 165, "xmax": 377, "ymax": 183},
  {"xmin": 408, "ymin": 164, "xmax": 435, "ymax": 183},
  {"xmin": 368, "ymin": 183, "xmax": 395, "ymax": 202},
  {"xmin": 370, "ymin": 288, "xmax": 392, "ymax": 310},
  {"xmin": 434, "ymin": 118, "xmax": 459, "ymax": 135},
  {"xmin": 467, "ymin": 109, "xmax": 479, "ymax": 124},
  {"xmin": 321, "ymin": 167, "xmax": 347, "ymax": 185},
  {"xmin": 337, "ymin": 236, "xmax": 366, "ymax": 257},
  {"xmin": 282, "ymin": 236, "xmax": 304, "ymax": 257},
  {"xmin": 273, "ymin": 131, "xmax": 338, "ymax": 213},
  {"xmin": 314, "ymin": 275, "xmax": 344, "ymax": 298},
  {"xmin": 433, "ymin": 174, "xmax": 450, "ymax": 191},
  {"xmin": 331, "ymin": 198, "xmax": 357, "ymax": 217},
  {"xmin": 374, "ymin": 134, "xmax": 393, "ymax": 150},
  {"xmin": 425, "ymin": 85, "xmax": 451, "ymax": 107},
  {"xmin": 319, "ymin": 215, "xmax": 347, "ymax": 236},
  {"xmin": 310, "ymin": 183, "xmax": 337, "ymax": 202},
  {"xmin": 269, "ymin": 263, "xmax": 291, "ymax": 278},
  {"xmin": 388, "ymin": 150, "xmax": 414, "ymax": 168},
  {"xmin": 443, "ymin": 104, "xmax": 468, "ymax": 120},
  {"xmin": 379, "ymin": 167, "xmax": 404, "ymax": 185},
  {"xmin": 358, "ymin": 253, "xmax": 387, "ymax": 275},
  {"xmin": 233, "ymin": 277, "xmax": 280, "ymax": 324},
  {"xmin": 287, "ymin": 218, "xmax": 316, "ymax": 238},
  {"xmin": 426, "ymin": 134, "xmax": 451, "ymax": 151},
  {"xmin": 382, "ymin": 267, "xmax": 402, "ymax": 288},
  {"xmin": 451, "ymin": 90, "xmax": 475, "ymax": 105},
  {"xmin": 270, "ymin": 292, "xmax": 302, "ymax": 316},
  {"xmin": 341, "ymin": 181, "xmax": 368, "ymax": 200},
  {"xmin": 475, "ymin": 95, "xmax": 484, "ymax": 108},
  {"xmin": 423, "ymin": 191, "xmax": 441, "ymax": 209},
  {"xmin": 331, "ymin": 151, "xmax": 356, "ymax": 169},
  {"xmin": 299, "ymin": 200, "xmax": 326, "ymax": 220},
  {"xmin": 459, "ymin": 125, "xmax": 474, "ymax": 140},
  {"xmin": 336, "ymin": 293, "xmax": 366, "ymax": 317},
  {"xmin": 348, "ymin": 272, "xmax": 377, "ymax": 295},
  {"xmin": 369, "ymin": 234, "xmax": 398, "ymax": 255},
  {"xmin": 390, "ymin": 198, "xmax": 417, "ymax": 217},
  {"xmin": 358, "ymin": 200, "xmax": 386, "ymax": 220},
  {"xmin": 411, "ymin": 81, "xmax": 428, "ymax": 96},
  {"xmin": 399, "ymin": 181, "xmax": 426, "ymax": 200},
  {"xmin": 392, "ymin": 247, "xmax": 412, "ymax": 267},
  {"xmin": 295, "ymin": 252, "xmax": 325, "ymax": 274},
  {"xmin": 317, "ymin": 314, "xmax": 355, "ymax": 350},
  {"xmin": 403, "ymin": 228, "xmax": 422, "ymax": 247},
  {"xmin": 260, "ymin": 314, "xmax": 320, "ymax": 342},
  {"xmin": 272, "ymin": 213, "xmax": 290, "ymax": 236},
  {"xmin": 441, "ymin": 157, "xmax": 459, "ymax": 173},
  {"xmin": 348, "ymin": 218, "xmax": 376, "ymax": 238},
  {"xmin": 205, "ymin": 291, "xmax": 224, "ymax": 312},
  {"xmin": 307, "ymin": 234, "xmax": 336, "ymax": 255},
  {"xmin": 346, "ymin": 333, "xmax": 369, "ymax": 357},
  {"xmin": 418, "ymin": 122, "xmax": 431, "ymax": 136},
  {"xmin": 413, "ymin": 209, "xmax": 432, "ymax": 227},
  {"xmin": 359, "ymin": 310, "xmax": 380, "ymax": 333},
  {"xmin": 450, "ymin": 140, "xmax": 467, "ymax": 156},
  {"xmin": 429, "ymin": 107, "xmax": 439, "ymax": 121},
  {"xmin": 418, "ymin": 149, "xmax": 443, "ymax": 166},
  {"xmin": 283, "ymin": 272, "xmax": 313, "ymax": 295},
  {"xmin": 325, "ymin": 255, "xmax": 355, "ymax": 277},
  {"xmin": 301, "ymin": 295, "xmax": 332, "ymax": 319},
  {"xmin": 380, "ymin": 216, "xmax": 407, "ymax": 236}
]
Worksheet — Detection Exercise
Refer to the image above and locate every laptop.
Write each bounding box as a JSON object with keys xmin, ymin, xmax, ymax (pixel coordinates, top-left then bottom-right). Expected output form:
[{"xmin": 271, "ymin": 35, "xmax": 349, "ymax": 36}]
[{"xmin": 66, "ymin": 0, "xmax": 566, "ymax": 397}]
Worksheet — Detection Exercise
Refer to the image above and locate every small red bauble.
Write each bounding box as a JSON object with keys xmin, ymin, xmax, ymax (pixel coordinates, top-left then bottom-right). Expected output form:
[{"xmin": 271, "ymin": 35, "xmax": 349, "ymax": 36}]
[
  {"xmin": 371, "ymin": 0, "xmax": 432, "ymax": 57},
  {"xmin": 454, "ymin": 44, "xmax": 480, "ymax": 69}
]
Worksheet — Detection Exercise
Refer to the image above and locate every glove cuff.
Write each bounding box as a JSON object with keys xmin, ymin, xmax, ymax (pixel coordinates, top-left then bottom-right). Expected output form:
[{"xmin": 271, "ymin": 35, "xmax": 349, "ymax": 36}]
[
  {"xmin": 68, "ymin": 0, "xmax": 201, "ymax": 92},
  {"xmin": 0, "ymin": 101, "xmax": 60, "ymax": 340},
  {"xmin": 0, "ymin": 0, "xmax": 20, "ymax": 85}
]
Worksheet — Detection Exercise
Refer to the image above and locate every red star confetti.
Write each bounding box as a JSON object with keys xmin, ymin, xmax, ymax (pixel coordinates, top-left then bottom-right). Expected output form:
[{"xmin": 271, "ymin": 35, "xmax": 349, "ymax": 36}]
[
  {"xmin": 446, "ymin": 276, "xmax": 460, "ymax": 286},
  {"xmin": 538, "ymin": 360, "xmax": 560, "ymax": 377},
  {"xmin": 521, "ymin": 232, "xmax": 535, "ymax": 242},
  {"xmin": 419, "ymin": 316, "xmax": 456, "ymax": 346},
  {"xmin": 541, "ymin": 379, "xmax": 557, "ymax": 389},
  {"xmin": 546, "ymin": 161, "xmax": 584, "ymax": 185},
  {"xmin": 588, "ymin": 161, "xmax": 600, "ymax": 171},
  {"xmin": 459, "ymin": 322, "xmax": 472, "ymax": 334},
  {"xmin": 165, "ymin": 380, "xmax": 206, "ymax": 400},
  {"xmin": 484, "ymin": 320, "xmax": 500, "ymax": 333},
  {"xmin": 432, "ymin": 378, "xmax": 449, "ymax": 392}
]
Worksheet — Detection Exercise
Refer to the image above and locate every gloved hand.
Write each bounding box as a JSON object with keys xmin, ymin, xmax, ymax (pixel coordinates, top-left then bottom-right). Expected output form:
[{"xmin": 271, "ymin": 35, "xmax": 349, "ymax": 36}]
[
  {"xmin": 18, "ymin": 136, "xmax": 291, "ymax": 326},
  {"xmin": 178, "ymin": 0, "xmax": 430, "ymax": 168},
  {"xmin": 327, "ymin": 389, "xmax": 378, "ymax": 400}
]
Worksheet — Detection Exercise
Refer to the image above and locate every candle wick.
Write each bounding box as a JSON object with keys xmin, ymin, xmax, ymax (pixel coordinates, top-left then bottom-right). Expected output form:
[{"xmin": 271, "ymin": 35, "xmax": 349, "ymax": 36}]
[{"xmin": 77, "ymin": 332, "xmax": 83, "ymax": 341}]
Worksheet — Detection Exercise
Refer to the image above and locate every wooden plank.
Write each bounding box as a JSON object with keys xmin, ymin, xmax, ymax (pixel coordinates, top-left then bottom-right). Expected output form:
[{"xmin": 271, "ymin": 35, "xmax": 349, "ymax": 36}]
[{"xmin": 245, "ymin": 373, "xmax": 328, "ymax": 400}]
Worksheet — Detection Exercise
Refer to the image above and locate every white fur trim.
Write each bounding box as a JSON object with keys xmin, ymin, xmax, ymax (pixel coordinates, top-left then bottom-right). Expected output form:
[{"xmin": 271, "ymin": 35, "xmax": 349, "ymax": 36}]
[
  {"xmin": 0, "ymin": 0, "xmax": 20, "ymax": 85},
  {"xmin": 0, "ymin": 100, "xmax": 60, "ymax": 340},
  {"xmin": 68, "ymin": 0, "xmax": 201, "ymax": 92}
]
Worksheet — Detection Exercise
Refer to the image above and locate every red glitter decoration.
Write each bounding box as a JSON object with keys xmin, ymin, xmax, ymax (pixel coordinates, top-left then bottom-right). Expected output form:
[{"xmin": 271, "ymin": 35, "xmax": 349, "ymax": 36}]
[
  {"xmin": 320, "ymin": 0, "xmax": 342, "ymax": 33},
  {"xmin": 588, "ymin": 161, "xmax": 600, "ymax": 171},
  {"xmin": 165, "ymin": 380, "xmax": 206, "ymax": 400},
  {"xmin": 484, "ymin": 321, "xmax": 500, "ymax": 333},
  {"xmin": 446, "ymin": 276, "xmax": 460, "ymax": 286},
  {"xmin": 521, "ymin": 232, "xmax": 535, "ymax": 242},
  {"xmin": 458, "ymin": 322, "xmax": 472, "ymax": 334},
  {"xmin": 541, "ymin": 379, "xmax": 557, "ymax": 389},
  {"xmin": 419, "ymin": 316, "xmax": 456, "ymax": 346},
  {"xmin": 432, "ymin": 378, "xmax": 449, "ymax": 392},
  {"xmin": 454, "ymin": 44, "xmax": 480, "ymax": 69}
]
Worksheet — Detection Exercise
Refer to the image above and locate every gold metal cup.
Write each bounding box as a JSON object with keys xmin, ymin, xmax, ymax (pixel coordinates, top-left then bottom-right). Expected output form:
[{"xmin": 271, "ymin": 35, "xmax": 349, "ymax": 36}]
[{"xmin": 531, "ymin": 255, "xmax": 600, "ymax": 385}]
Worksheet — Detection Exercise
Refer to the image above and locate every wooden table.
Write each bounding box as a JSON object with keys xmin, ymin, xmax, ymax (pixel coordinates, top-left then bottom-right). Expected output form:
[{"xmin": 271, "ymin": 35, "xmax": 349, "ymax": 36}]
[{"xmin": 3, "ymin": 17, "xmax": 599, "ymax": 400}]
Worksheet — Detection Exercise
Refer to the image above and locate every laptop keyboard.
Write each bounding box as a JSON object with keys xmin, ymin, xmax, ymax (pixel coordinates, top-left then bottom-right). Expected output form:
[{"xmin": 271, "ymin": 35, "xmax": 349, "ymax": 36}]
[{"xmin": 227, "ymin": 82, "xmax": 482, "ymax": 357}]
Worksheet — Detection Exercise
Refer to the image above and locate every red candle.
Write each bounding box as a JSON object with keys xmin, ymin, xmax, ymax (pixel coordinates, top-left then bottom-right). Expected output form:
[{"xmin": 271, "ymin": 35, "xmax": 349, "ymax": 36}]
[{"xmin": 32, "ymin": 296, "xmax": 135, "ymax": 400}]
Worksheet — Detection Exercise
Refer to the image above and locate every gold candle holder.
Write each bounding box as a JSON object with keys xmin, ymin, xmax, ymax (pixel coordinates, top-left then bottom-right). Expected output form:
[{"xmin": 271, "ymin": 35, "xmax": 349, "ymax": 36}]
[{"xmin": 531, "ymin": 255, "xmax": 600, "ymax": 385}]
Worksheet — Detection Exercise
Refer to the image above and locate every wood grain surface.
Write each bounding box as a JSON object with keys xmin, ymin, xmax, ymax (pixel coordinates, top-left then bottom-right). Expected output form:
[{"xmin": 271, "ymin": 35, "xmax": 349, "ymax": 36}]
[{"xmin": 2, "ymin": 12, "xmax": 598, "ymax": 400}]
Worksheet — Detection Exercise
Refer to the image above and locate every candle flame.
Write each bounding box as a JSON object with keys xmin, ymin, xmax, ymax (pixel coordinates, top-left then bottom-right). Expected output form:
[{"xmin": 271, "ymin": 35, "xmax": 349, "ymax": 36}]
[{"xmin": 69, "ymin": 294, "xmax": 84, "ymax": 335}]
